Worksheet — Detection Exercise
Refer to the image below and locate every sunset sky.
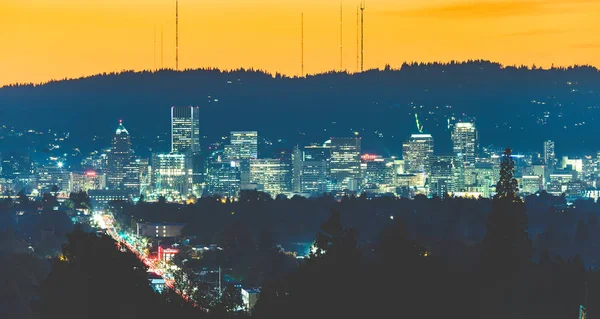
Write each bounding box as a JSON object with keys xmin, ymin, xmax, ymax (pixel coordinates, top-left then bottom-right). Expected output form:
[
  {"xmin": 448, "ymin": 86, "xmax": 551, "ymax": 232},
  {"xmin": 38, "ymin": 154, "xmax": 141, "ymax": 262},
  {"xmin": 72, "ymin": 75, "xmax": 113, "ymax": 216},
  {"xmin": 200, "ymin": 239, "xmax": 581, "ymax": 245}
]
[{"xmin": 1, "ymin": 0, "xmax": 599, "ymax": 86}]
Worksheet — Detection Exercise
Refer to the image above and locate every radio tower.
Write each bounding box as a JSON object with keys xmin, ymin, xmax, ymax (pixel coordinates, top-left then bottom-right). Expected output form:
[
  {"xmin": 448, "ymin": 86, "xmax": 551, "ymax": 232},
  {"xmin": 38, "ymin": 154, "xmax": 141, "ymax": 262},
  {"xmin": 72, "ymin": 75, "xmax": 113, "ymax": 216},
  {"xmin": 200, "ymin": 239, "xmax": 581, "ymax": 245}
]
[
  {"xmin": 161, "ymin": 25, "xmax": 164, "ymax": 69},
  {"xmin": 301, "ymin": 13, "xmax": 304, "ymax": 77},
  {"xmin": 356, "ymin": 5, "xmax": 359, "ymax": 72},
  {"xmin": 176, "ymin": 0, "xmax": 179, "ymax": 70},
  {"xmin": 360, "ymin": 0, "xmax": 365, "ymax": 72},
  {"xmin": 340, "ymin": 2, "xmax": 343, "ymax": 71},
  {"xmin": 153, "ymin": 25, "xmax": 156, "ymax": 70}
]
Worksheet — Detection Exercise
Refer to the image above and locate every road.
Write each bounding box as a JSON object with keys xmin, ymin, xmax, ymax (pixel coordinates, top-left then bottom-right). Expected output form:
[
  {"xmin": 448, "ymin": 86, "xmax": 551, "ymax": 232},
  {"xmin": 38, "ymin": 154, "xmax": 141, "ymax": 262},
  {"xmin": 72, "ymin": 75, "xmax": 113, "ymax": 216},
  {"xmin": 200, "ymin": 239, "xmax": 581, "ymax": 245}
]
[{"xmin": 95, "ymin": 213, "xmax": 197, "ymax": 306}]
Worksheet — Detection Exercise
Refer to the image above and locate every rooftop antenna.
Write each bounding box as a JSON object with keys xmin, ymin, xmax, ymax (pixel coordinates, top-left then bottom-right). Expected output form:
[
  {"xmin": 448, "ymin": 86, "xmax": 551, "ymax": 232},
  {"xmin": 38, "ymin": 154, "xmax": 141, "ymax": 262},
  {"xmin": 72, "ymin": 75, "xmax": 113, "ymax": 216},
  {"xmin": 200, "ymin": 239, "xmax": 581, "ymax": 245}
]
[
  {"xmin": 301, "ymin": 12, "xmax": 304, "ymax": 77},
  {"xmin": 415, "ymin": 114, "xmax": 424, "ymax": 133},
  {"xmin": 340, "ymin": 2, "xmax": 343, "ymax": 71},
  {"xmin": 176, "ymin": 0, "xmax": 179, "ymax": 71},
  {"xmin": 356, "ymin": 5, "xmax": 359, "ymax": 72},
  {"xmin": 360, "ymin": 0, "xmax": 365, "ymax": 72},
  {"xmin": 161, "ymin": 25, "xmax": 164, "ymax": 69}
]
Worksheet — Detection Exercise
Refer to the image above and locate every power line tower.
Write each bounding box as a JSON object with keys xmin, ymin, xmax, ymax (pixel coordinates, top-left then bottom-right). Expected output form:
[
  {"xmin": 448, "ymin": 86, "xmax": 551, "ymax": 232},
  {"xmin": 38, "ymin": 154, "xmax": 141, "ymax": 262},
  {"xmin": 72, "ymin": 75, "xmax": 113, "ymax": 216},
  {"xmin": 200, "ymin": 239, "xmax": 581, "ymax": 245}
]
[
  {"xmin": 360, "ymin": 0, "xmax": 365, "ymax": 72},
  {"xmin": 301, "ymin": 12, "xmax": 304, "ymax": 77},
  {"xmin": 176, "ymin": 0, "xmax": 179, "ymax": 70}
]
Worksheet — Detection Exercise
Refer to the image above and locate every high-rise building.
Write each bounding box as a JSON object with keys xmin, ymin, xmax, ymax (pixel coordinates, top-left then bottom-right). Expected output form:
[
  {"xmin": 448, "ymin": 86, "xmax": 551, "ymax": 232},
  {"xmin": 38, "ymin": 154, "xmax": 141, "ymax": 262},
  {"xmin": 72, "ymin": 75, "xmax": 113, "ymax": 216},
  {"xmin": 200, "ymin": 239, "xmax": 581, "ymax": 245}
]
[
  {"xmin": 171, "ymin": 106, "xmax": 200, "ymax": 153},
  {"xmin": 249, "ymin": 159, "xmax": 288, "ymax": 197},
  {"xmin": 229, "ymin": 131, "xmax": 258, "ymax": 160},
  {"xmin": 107, "ymin": 120, "xmax": 132, "ymax": 189},
  {"xmin": 329, "ymin": 137, "xmax": 361, "ymax": 189},
  {"xmin": 543, "ymin": 140, "xmax": 555, "ymax": 170},
  {"xmin": 151, "ymin": 153, "xmax": 191, "ymax": 197},
  {"xmin": 428, "ymin": 156, "xmax": 455, "ymax": 196},
  {"xmin": 273, "ymin": 149, "xmax": 293, "ymax": 192},
  {"xmin": 402, "ymin": 134, "xmax": 434, "ymax": 174},
  {"xmin": 123, "ymin": 158, "xmax": 151, "ymax": 195},
  {"xmin": 300, "ymin": 160, "xmax": 329, "ymax": 195},
  {"xmin": 452, "ymin": 121, "xmax": 478, "ymax": 167},
  {"xmin": 206, "ymin": 159, "xmax": 240, "ymax": 198},
  {"xmin": 292, "ymin": 146, "xmax": 303, "ymax": 193}
]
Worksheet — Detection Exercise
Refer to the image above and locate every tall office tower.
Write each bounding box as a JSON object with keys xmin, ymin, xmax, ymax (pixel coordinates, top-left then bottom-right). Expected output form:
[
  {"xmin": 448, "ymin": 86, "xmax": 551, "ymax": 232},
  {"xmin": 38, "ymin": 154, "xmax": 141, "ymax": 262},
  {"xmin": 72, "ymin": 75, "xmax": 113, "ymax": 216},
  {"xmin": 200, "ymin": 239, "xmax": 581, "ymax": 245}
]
[
  {"xmin": 543, "ymin": 140, "xmax": 555, "ymax": 170},
  {"xmin": 151, "ymin": 153, "xmax": 191, "ymax": 198},
  {"xmin": 274, "ymin": 148, "xmax": 293, "ymax": 192},
  {"xmin": 229, "ymin": 131, "xmax": 259, "ymax": 159},
  {"xmin": 451, "ymin": 121, "xmax": 478, "ymax": 167},
  {"xmin": 123, "ymin": 158, "xmax": 151, "ymax": 195},
  {"xmin": 292, "ymin": 146, "xmax": 303, "ymax": 193},
  {"xmin": 329, "ymin": 137, "xmax": 361, "ymax": 189},
  {"xmin": 107, "ymin": 121, "xmax": 132, "ymax": 189},
  {"xmin": 300, "ymin": 143, "xmax": 331, "ymax": 194},
  {"xmin": 428, "ymin": 156, "xmax": 455, "ymax": 196},
  {"xmin": 249, "ymin": 159, "xmax": 287, "ymax": 197},
  {"xmin": 206, "ymin": 159, "xmax": 241, "ymax": 198},
  {"xmin": 402, "ymin": 134, "xmax": 434, "ymax": 174},
  {"xmin": 171, "ymin": 106, "xmax": 200, "ymax": 153}
]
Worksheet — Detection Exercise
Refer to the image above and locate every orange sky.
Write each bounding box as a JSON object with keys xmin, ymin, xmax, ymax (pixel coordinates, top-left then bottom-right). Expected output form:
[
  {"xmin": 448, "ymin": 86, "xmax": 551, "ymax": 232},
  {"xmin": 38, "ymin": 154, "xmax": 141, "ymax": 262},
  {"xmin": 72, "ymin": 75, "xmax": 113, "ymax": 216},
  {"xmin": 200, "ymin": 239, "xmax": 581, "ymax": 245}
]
[{"xmin": 1, "ymin": 0, "xmax": 599, "ymax": 86}]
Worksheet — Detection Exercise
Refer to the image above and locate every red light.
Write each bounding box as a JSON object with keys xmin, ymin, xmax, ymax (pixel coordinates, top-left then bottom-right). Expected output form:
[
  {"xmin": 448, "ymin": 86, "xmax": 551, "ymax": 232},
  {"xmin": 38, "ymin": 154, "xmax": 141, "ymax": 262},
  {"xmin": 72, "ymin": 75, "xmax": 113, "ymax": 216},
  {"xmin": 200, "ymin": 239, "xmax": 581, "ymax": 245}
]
[{"xmin": 86, "ymin": 170, "xmax": 97, "ymax": 176}]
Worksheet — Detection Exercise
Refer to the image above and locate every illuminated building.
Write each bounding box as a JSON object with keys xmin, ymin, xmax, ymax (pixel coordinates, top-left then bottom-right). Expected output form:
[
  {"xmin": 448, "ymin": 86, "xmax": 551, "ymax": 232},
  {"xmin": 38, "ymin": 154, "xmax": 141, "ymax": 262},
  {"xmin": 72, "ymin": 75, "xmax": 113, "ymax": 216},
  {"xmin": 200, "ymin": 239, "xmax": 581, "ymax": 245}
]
[
  {"xmin": 137, "ymin": 222, "xmax": 186, "ymax": 238},
  {"xmin": 123, "ymin": 158, "xmax": 151, "ymax": 195},
  {"xmin": 107, "ymin": 120, "xmax": 132, "ymax": 189},
  {"xmin": 362, "ymin": 155, "xmax": 393, "ymax": 186},
  {"xmin": 87, "ymin": 189, "xmax": 131, "ymax": 206},
  {"xmin": 69, "ymin": 170, "xmax": 107, "ymax": 192},
  {"xmin": 544, "ymin": 140, "xmax": 556, "ymax": 170},
  {"xmin": 301, "ymin": 160, "xmax": 329, "ymax": 195},
  {"xmin": 292, "ymin": 146, "xmax": 302, "ymax": 193},
  {"xmin": 428, "ymin": 156, "xmax": 454, "ymax": 196},
  {"xmin": 249, "ymin": 159, "xmax": 287, "ymax": 197},
  {"xmin": 241, "ymin": 288, "xmax": 261, "ymax": 312},
  {"xmin": 206, "ymin": 157, "xmax": 241, "ymax": 198},
  {"xmin": 157, "ymin": 246, "xmax": 179, "ymax": 263},
  {"xmin": 561, "ymin": 156, "xmax": 583, "ymax": 173},
  {"xmin": 171, "ymin": 106, "xmax": 200, "ymax": 153},
  {"xmin": 151, "ymin": 153, "xmax": 191, "ymax": 197},
  {"xmin": 228, "ymin": 131, "xmax": 258, "ymax": 160},
  {"xmin": 329, "ymin": 137, "xmax": 361, "ymax": 190},
  {"xmin": 36, "ymin": 165, "xmax": 70, "ymax": 193},
  {"xmin": 273, "ymin": 148, "xmax": 293, "ymax": 192},
  {"xmin": 451, "ymin": 121, "xmax": 478, "ymax": 167},
  {"xmin": 402, "ymin": 134, "xmax": 434, "ymax": 174},
  {"xmin": 520, "ymin": 175, "xmax": 542, "ymax": 195}
]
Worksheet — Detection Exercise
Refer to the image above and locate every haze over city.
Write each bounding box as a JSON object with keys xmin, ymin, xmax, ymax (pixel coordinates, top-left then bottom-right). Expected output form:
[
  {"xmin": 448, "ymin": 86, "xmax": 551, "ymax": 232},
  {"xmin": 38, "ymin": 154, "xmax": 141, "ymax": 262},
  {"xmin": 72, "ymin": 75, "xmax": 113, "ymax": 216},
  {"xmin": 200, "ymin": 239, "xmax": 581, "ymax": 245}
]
[{"xmin": 1, "ymin": 0, "xmax": 600, "ymax": 86}]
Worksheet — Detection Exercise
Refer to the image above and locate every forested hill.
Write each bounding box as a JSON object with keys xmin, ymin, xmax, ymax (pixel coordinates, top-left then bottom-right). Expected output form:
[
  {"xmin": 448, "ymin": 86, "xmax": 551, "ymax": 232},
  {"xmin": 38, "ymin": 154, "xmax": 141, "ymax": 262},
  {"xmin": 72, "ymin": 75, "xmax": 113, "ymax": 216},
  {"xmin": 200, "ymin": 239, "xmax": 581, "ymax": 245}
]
[{"xmin": 1, "ymin": 60, "xmax": 599, "ymax": 156}]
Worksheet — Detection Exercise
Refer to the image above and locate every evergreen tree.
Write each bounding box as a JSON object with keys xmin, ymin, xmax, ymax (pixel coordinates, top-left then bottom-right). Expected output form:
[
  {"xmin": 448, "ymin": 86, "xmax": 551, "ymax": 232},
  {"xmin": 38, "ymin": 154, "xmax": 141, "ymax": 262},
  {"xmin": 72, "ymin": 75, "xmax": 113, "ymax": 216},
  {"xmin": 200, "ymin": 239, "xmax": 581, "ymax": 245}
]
[{"xmin": 495, "ymin": 148, "xmax": 519, "ymax": 200}]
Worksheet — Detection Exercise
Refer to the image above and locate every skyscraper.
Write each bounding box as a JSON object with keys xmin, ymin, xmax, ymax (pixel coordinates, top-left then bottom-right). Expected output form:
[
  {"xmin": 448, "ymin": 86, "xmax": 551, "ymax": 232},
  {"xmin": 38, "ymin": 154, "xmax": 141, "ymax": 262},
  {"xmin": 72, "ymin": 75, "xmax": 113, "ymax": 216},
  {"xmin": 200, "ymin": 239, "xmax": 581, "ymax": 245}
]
[
  {"xmin": 171, "ymin": 106, "xmax": 200, "ymax": 154},
  {"xmin": 107, "ymin": 120, "xmax": 132, "ymax": 189},
  {"xmin": 151, "ymin": 153, "xmax": 191, "ymax": 197},
  {"xmin": 452, "ymin": 121, "xmax": 478, "ymax": 167},
  {"xmin": 229, "ymin": 131, "xmax": 258, "ymax": 160},
  {"xmin": 330, "ymin": 137, "xmax": 361, "ymax": 189},
  {"xmin": 402, "ymin": 134, "xmax": 434, "ymax": 174},
  {"xmin": 544, "ymin": 140, "xmax": 555, "ymax": 170},
  {"xmin": 249, "ymin": 159, "xmax": 287, "ymax": 197}
]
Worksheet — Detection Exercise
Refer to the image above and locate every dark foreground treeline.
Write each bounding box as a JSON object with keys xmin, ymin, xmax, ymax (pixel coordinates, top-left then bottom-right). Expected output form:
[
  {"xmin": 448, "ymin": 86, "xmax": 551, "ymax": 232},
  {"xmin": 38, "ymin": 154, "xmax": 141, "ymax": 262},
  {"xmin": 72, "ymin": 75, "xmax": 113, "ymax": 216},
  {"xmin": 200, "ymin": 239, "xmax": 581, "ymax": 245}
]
[
  {"xmin": 38, "ymin": 197, "xmax": 599, "ymax": 319},
  {"xmin": 117, "ymin": 190, "xmax": 600, "ymax": 268}
]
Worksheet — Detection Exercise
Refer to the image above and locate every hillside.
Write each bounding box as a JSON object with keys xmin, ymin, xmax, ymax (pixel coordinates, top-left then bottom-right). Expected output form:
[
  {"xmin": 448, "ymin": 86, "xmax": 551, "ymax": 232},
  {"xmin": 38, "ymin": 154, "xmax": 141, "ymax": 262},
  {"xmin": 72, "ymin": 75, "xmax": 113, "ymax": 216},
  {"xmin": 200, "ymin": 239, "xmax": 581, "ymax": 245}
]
[{"xmin": 1, "ymin": 61, "xmax": 599, "ymax": 157}]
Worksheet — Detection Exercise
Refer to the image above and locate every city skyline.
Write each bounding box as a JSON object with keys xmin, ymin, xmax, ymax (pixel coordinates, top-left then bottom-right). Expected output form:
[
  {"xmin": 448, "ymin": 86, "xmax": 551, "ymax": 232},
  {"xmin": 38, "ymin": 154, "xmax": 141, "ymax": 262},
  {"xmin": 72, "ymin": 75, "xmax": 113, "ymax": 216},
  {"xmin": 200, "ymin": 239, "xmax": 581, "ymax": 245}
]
[{"xmin": 1, "ymin": 0, "xmax": 600, "ymax": 86}]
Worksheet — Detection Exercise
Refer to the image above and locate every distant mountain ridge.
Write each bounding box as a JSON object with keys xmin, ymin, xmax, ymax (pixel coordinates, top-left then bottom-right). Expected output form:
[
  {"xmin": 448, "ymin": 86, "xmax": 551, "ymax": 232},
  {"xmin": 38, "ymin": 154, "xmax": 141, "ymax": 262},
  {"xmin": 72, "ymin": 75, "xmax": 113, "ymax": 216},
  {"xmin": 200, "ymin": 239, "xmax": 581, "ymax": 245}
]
[{"xmin": 1, "ymin": 60, "xmax": 599, "ymax": 157}]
